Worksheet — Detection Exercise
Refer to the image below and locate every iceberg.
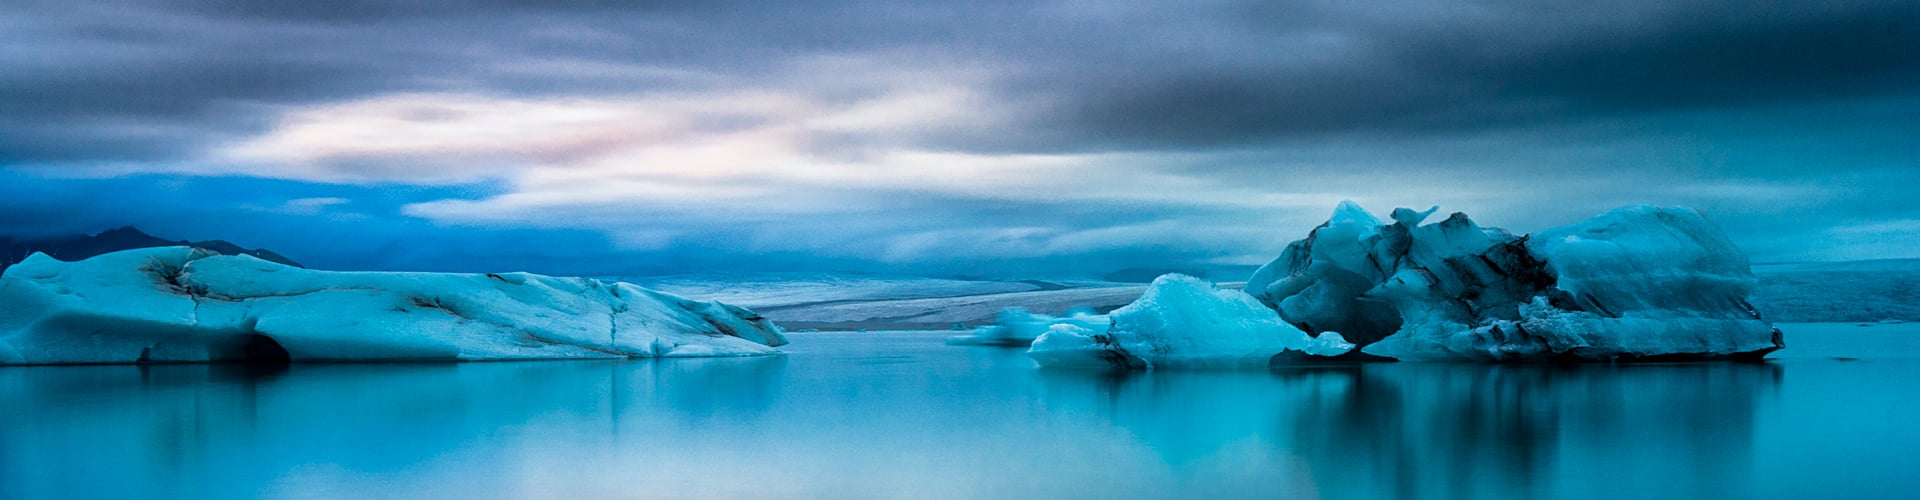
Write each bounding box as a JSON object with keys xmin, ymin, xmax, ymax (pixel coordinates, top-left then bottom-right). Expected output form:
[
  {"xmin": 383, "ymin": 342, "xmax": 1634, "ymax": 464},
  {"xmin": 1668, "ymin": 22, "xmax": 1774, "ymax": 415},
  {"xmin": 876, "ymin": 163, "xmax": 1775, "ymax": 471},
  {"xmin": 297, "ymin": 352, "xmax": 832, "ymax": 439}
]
[
  {"xmin": 1246, "ymin": 202, "xmax": 1783, "ymax": 362},
  {"xmin": 0, "ymin": 247, "xmax": 788, "ymax": 364},
  {"xmin": 1027, "ymin": 274, "xmax": 1353, "ymax": 369},
  {"xmin": 947, "ymin": 307, "xmax": 1108, "ymax": 347}
]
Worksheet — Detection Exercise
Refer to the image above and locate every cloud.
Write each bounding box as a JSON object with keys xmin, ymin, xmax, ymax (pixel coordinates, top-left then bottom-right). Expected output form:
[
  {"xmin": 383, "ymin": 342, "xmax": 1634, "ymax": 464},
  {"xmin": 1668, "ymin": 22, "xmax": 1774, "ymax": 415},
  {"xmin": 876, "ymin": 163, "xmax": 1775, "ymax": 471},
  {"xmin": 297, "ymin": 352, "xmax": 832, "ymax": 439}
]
[
  {"xmin": 274, "ymin": 197, "xmax": 353, "ymax": 215},
  {"xmin": 2, "ymin": 0, "xmax": 1918, "ymax": 275},
  {"xmin": 9, "ymin": 1, "xmax": 1916, "ymax": 163}
]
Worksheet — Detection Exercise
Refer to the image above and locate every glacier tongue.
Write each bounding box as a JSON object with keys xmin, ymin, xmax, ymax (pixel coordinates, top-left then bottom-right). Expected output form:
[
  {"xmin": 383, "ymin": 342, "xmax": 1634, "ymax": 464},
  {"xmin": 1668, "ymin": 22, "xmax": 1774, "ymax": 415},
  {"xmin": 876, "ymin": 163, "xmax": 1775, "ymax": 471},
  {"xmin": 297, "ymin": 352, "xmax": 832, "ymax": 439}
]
[
  {"xmin": 1250, "ymin": 202, "xmax": 1783, "ymax": 362},
  {"xmin": 0, "ymin": 247, "xmax": 788, "ymax": 364}
]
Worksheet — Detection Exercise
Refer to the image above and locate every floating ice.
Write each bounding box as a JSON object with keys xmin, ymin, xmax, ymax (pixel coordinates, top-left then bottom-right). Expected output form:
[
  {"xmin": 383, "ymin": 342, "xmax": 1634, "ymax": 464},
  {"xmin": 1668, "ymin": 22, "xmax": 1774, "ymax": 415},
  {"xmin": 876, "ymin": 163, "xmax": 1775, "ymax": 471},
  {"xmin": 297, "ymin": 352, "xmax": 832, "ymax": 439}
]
[
  {"xmin": 1027, "ymin": 274, "xmax": 1352, "ymax": 369},
  {"xmin": 1246, "ymin": 203, "xmax": 1783, "ymax": 361},
  {"xmin": 948, "ymin": 307, "xmax": 1108, "ymax": 347},
  {"xmin": 0, "ymin": 247, "xmax": 788, "ymax": 364}
]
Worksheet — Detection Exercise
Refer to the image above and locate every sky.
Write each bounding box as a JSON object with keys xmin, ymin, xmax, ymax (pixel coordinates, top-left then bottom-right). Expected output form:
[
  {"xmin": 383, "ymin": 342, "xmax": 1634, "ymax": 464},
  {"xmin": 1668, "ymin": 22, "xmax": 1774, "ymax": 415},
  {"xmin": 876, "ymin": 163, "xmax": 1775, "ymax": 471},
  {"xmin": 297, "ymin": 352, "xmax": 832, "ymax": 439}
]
[{"xmin": 3, "ymin": 1, "xmax": 1917, "ymax": 278}]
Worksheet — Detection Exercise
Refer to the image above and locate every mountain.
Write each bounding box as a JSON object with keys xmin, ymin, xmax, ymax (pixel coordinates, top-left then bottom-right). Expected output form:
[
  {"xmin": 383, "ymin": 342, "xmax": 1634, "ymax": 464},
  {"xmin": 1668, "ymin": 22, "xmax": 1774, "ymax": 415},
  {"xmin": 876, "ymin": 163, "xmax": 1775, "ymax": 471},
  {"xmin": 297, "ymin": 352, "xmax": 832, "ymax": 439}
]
[
  {"xmin": 0, "ymin": 226, "xmax": 300, "ymax": 273},
  {"xmin": 636, "ymin": 256, "xmax": 1920, "ymax": 331}
]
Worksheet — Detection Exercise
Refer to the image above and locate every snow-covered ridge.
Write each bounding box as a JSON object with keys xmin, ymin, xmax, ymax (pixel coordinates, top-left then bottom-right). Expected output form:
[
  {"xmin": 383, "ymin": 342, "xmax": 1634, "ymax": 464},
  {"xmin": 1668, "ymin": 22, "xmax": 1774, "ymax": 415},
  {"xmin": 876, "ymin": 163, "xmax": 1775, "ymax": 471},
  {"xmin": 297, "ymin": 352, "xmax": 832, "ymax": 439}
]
[
  {"xmin": 0, "ymin": 247, "xmax": 787, "ymax": 364},
  {"xmin": 626, "ymin": 272, "xmax": 1049, "ymax": 309},
  {"xmin": 628, "ymin": 271, "xmax": 1145, "ymax": 330}
]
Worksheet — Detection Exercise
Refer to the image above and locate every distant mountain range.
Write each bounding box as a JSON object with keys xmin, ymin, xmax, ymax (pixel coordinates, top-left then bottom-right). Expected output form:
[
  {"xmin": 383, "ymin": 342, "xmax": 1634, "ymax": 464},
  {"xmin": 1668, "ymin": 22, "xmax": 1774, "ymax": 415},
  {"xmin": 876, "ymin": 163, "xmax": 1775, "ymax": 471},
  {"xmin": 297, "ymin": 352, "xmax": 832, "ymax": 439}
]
[
  {"xmin": 0, "ymin": 227, "xmax": 300, "ymax": 273},
  {"xmin": 638, "ymin": 259, "xmax": 1920, "ymax": 330}
]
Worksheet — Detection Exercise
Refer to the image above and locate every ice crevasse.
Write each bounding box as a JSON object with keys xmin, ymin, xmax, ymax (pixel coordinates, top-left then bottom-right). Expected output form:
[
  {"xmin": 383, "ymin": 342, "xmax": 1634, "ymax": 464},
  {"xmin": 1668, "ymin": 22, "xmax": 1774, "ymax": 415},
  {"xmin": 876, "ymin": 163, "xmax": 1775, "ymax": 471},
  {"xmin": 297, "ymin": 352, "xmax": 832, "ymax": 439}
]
[{"xmin": 0, "ymin": 247, "xmax": 789, "ymax": 364}]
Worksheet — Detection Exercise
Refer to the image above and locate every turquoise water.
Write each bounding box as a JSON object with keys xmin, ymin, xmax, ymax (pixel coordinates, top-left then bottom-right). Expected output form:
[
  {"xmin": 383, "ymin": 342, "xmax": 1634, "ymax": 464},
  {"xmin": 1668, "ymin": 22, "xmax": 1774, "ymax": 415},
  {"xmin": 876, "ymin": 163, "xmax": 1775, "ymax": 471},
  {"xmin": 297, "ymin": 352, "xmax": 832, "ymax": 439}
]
[{"xmin": 3, "ymin": 323, "xmax": 1917, "ymax": 499}]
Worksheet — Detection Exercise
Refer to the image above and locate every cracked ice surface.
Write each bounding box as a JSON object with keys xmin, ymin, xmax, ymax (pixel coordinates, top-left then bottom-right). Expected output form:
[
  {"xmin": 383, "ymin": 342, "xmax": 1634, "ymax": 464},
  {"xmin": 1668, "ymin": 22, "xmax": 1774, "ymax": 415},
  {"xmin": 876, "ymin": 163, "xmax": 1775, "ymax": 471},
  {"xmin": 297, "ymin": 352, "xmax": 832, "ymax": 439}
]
[{"xmin": 0, "ymin": 247, "xmax": 786, "ymax": 364}]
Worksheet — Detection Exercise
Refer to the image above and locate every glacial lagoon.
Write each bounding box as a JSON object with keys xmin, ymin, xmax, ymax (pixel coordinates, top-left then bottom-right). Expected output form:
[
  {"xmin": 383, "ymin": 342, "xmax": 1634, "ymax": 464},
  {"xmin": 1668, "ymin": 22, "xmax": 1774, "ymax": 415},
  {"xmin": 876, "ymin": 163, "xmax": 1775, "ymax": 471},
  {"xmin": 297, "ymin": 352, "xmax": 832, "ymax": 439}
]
[{"xmin": 4, "ymin": 323, "xmax": 1917, "ymax": 499}]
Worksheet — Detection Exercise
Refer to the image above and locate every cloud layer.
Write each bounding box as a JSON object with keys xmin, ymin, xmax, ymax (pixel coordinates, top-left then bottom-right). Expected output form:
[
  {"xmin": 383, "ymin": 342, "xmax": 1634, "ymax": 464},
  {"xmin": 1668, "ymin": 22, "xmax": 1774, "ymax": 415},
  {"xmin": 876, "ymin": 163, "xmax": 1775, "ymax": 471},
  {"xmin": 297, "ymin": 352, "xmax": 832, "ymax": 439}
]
[{"xmin": 3, "ymin": 1, "xmax": 1917, "ymax": 276}]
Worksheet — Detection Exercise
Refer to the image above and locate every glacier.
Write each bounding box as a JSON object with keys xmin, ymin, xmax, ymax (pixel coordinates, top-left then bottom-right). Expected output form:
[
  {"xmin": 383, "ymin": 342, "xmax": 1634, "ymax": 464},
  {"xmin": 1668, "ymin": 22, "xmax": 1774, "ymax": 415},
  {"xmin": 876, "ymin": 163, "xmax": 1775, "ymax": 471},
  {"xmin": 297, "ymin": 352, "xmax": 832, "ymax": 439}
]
[
  {"xmin": 1247, "ymin": 202, "xmax": 1784, "ymax": 362},
  {"xmin": 0, "ymin": 247, "xmax": 788, "ymax": 364},
  {"xmin": 1027, "ymin": 274, "xmax": 1353, "ymax": 369}
]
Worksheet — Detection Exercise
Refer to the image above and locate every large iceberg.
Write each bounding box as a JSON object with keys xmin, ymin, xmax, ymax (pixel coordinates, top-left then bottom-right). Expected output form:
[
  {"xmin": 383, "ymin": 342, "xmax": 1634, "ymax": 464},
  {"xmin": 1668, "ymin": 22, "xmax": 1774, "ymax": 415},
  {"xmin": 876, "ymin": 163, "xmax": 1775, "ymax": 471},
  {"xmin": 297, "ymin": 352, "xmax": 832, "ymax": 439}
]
[
  {"xmin": 1246, "ymin": 202, "xmax": 1783, "ymax": 361},
  {"xmin": 1028, "ymin": 274, "xmax": 1353, "ymax": 369},
  {"xmin": 0, "ymin": 247, "xmax": 788, "ymax": 364}
]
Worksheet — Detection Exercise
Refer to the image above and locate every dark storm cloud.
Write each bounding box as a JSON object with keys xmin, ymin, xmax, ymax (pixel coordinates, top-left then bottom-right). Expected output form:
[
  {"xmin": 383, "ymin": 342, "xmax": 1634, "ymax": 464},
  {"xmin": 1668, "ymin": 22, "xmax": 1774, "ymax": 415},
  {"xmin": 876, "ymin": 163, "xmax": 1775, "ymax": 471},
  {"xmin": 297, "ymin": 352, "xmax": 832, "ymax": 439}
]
[
  {"xmin": 1023, "ymin": 1, "xmax": 1920, "ymax": 150},
  {"xmin": 7, "ymin": 0, "xmax": 1913, "ymax": 162},
  {"xmin": 7, "ymin": 0, "xmax": 1918, "ymax": 162}
]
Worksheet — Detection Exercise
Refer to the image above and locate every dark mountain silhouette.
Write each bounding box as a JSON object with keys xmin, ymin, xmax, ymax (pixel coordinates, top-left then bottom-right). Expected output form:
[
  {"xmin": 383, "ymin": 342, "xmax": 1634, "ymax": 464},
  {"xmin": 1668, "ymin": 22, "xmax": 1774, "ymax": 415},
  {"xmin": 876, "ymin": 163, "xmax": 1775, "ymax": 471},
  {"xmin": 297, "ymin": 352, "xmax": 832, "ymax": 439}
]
[{"xmin": 0, "ymin": 226, "xmax": 300, "ymax": 273}]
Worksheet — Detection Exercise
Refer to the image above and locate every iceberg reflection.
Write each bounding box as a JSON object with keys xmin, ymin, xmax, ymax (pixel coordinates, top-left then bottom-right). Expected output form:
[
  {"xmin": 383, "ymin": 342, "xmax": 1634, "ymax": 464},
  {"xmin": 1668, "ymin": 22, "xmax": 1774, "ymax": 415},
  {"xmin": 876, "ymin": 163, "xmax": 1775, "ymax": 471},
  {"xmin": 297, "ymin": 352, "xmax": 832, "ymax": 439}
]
[{"xmin": 1038, "ymin": 362, "xmax": 1781, "ymax": 499}]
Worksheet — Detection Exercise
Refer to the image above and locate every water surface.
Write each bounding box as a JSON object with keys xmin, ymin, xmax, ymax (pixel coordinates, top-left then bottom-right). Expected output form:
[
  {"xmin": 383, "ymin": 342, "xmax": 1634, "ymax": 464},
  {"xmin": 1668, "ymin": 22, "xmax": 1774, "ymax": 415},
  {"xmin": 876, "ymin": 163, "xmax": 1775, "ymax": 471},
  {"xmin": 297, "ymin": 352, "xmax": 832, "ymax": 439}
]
[{"xmin": 3, "ymin": 323, "xmax": 1916, "ymax": 499}]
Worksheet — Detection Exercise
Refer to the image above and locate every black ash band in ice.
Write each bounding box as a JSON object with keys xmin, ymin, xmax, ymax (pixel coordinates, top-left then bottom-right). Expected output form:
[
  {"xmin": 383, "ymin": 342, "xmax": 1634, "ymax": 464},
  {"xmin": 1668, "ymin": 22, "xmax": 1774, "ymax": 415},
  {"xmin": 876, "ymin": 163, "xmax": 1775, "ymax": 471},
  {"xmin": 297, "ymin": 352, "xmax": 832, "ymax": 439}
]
[{"xmin": 1013, "ymin": 203, "xmax": 1784, "ymax": 369}]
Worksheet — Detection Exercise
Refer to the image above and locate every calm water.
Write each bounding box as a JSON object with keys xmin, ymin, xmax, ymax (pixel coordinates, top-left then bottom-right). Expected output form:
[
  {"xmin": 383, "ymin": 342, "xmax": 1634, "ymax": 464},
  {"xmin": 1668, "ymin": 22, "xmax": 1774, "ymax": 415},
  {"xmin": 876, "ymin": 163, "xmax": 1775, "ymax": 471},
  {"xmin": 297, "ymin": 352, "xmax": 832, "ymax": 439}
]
[{"xmin": 4, "ymin": 323, "xmax": 1918, "ymax": 499}]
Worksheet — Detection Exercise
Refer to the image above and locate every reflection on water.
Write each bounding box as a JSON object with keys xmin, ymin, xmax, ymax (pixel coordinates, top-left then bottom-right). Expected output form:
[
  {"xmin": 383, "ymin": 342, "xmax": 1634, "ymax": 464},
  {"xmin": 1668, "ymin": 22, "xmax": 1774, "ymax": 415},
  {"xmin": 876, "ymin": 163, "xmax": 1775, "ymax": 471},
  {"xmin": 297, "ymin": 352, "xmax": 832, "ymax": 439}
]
[
  {"xmin": 1038, "ymin": 363, "xmax": 1780, "ymax": 499},
  {"xmin": 2, "ymin": 326, "xmax": 1916, "ymax": 499}
]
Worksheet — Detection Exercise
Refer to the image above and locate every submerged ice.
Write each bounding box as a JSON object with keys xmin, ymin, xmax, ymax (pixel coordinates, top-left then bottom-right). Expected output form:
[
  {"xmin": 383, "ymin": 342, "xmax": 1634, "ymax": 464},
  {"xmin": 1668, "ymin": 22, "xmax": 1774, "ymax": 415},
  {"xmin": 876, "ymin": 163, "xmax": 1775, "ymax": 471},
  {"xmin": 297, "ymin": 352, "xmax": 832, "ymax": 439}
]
[
  {"xmin": 1247, "ymin": 203, "xmax": 1783, "ymax": 361},
  {"xmin": 0, "ymin": 247, "xmax": 788, "ymax": 364}
]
